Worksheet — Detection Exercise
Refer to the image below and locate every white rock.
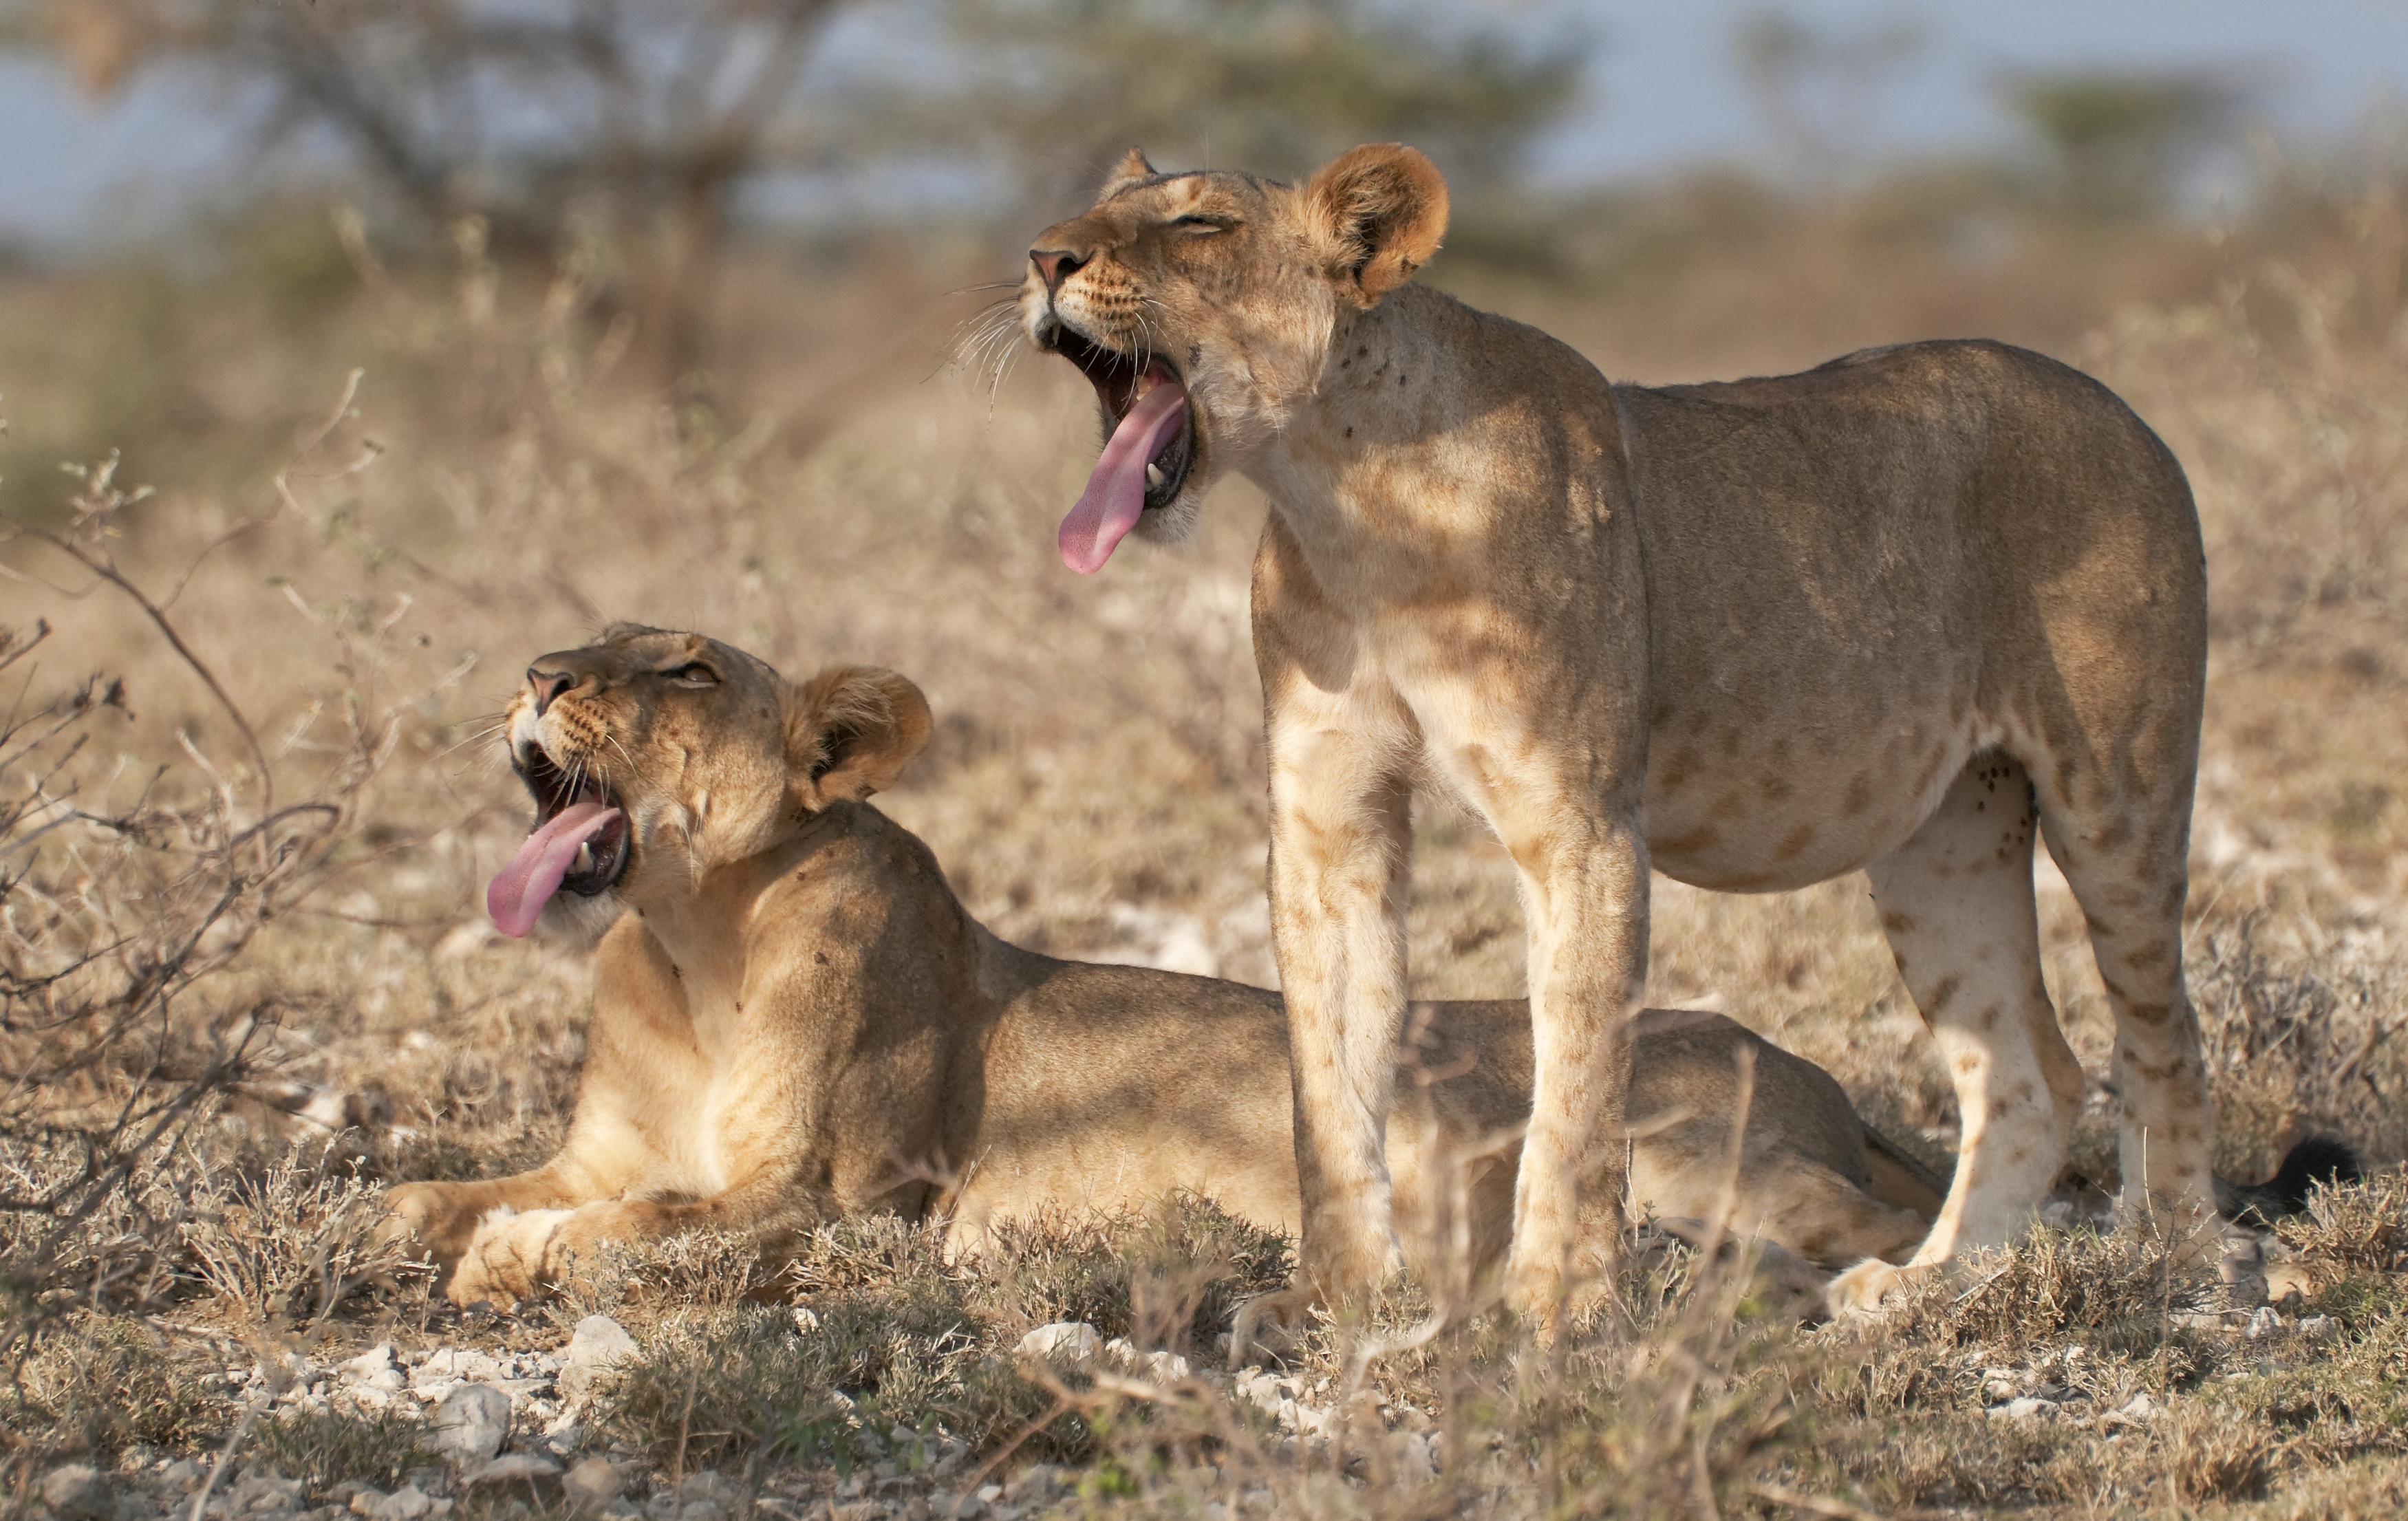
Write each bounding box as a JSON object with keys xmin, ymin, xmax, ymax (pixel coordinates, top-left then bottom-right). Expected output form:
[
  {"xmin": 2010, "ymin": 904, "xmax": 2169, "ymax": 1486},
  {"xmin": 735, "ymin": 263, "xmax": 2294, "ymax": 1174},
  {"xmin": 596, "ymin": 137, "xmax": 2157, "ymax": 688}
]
[
  {"xmin": 1986, "ymin": 1396, "xmax": 2051, "ymax": 1419},
  {"xmin": 2245, "ymin": 1306, "xmax": 2283, "ymax": 1339},
  {"xmin": 41, "ymin": 1465, "xmax": 114, "ymax": 1521},
  {"xmin": 563, "ymin": 1458, "xmax": 621, "ymax": 1514},
  {"xmin": 369, "ymin": 1483, "xmax": 453, "ymax": 1520},
  {"xmin": 342, "ymin": 1344, "xmax": 407, "ymax": 1391},
  {"xmin": 464, "ymin": 1454, "xmax": 561, "ymax": 1489},
  {"xmin": 413, "ymin": 1348, "xmax": 506, "ymax": 1389},
  {"xmin": 2119, "ymin": 1393, "xmax": 2158, "ymax": 1421},
  {"xmin": 559, "ymin": 1316, "xmax": 640, "ymax": 1405},
  {"xmin": 1015, "ymin": 1322, "xmax": 1101, "ymax": 1365},
  {"xmin": 1101, "ymin": 1337, "xmax": 1190, "ymax": 1382},
  {"xmin": 432, "ymin": 1383, "xmax": 512, "ymax": 1463},
  {"xmin": 2298, "ymin": 1314, "xmax": 2339, "ymax": 1340}
]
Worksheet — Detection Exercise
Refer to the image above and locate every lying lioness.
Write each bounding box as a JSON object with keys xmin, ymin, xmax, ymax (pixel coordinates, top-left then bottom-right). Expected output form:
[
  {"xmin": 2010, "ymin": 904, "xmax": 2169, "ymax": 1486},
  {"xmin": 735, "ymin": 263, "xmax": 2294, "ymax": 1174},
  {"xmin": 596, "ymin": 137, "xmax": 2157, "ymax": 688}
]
[{"xmin": 385, "ymin": 625, "xmax": 1951, "ymax": 1313}]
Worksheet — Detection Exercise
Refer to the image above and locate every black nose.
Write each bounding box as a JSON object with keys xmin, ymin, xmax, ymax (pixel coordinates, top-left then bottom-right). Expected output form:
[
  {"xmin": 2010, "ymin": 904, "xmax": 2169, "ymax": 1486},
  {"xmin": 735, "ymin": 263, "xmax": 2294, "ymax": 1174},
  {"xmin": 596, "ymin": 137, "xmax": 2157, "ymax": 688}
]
[
  {"xmin": 1031, "ymin": 247, "xmax": 1088, "ymax": 294},
  {"xmin": 528, "ymin": 666, "xmax": 577, "ymax": 716}
]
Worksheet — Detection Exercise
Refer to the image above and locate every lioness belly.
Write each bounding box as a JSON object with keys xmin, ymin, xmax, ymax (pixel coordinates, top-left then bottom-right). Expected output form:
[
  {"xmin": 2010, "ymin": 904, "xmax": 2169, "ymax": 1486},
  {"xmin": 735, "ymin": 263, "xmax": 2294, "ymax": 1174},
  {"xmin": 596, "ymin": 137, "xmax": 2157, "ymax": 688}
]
[{"xmin": 1638, "ymin": 698, "xmax": 1981, "ymax": 893}]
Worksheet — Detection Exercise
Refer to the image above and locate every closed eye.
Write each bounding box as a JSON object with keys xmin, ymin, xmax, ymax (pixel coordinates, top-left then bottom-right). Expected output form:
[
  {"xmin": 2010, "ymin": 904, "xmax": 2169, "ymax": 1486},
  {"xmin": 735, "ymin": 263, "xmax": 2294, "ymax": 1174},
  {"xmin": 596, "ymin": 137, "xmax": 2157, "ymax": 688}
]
[
  {"xmin": 664, "ymin": 662, "xmax": 718, "ymax": 687},
  {"xmin": 1172, "ymin": 215, "xmax": 1235, "ymax": 236}
]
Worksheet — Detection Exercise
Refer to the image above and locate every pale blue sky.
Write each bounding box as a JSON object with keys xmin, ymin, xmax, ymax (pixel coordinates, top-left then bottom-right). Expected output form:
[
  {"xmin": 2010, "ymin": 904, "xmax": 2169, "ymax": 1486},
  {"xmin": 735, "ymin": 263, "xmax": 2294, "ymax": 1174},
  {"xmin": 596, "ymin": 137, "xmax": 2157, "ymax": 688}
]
[{"xmin": 1, "ymin": 0, "xmax": 2403, "ymax": 250}]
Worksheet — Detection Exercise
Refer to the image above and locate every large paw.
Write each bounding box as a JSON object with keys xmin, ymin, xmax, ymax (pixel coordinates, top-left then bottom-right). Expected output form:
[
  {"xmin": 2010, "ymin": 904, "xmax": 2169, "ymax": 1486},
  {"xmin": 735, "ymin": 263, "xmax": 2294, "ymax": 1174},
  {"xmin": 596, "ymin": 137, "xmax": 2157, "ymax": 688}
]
[
  {"xmin": 1228, "ymin": 1287, "xmax": 1315, "ymax": 1369},
  {"xmin": 380, "ymin": 1181, "xmax": 480, "ymax": 1266},
  {"xmin": 450, "ymin": 1207, "xmax": 576, "ymax": 1309},
  {"xmin": 1825, "ymin": 1257, "xmax": 1939, "ymax": 1320}
]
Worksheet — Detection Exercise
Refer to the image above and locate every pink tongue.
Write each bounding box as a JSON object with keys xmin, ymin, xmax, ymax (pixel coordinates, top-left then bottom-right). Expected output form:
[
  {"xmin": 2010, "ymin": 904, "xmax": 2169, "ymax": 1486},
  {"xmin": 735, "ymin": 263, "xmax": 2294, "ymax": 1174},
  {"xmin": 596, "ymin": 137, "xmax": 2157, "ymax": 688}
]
[
  {"xmin": 487, "ymin": 800, "xmax": 620, "ymax": 938},
  {"xmin": 1059, "ymin": 381, "xmax": 1187, "ymax": 574}
]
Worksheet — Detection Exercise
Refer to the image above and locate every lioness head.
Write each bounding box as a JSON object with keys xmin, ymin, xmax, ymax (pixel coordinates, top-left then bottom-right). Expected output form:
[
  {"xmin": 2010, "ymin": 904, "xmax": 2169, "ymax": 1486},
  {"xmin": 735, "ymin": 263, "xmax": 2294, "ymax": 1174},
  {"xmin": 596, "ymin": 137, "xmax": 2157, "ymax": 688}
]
[
  {"xmin": 488, "ymin": 624, "xmax": 932, "ymax": 941},
  {"xmin": 1022, "ymin": 143, "xmax": 1449, "ymax": 572}
]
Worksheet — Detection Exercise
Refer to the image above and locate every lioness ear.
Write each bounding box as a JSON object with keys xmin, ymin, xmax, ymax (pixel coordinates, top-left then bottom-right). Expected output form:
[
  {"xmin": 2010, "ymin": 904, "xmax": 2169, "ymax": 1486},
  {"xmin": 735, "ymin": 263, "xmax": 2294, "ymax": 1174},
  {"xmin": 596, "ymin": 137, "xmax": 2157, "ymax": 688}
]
[
  {"xmin": 1303, "ymin": 143, "xmax": 1449, "ymax": 306},
  {"xmin": 786, "ymin": 666, "xmax": 934, "ymax": 806},
  {"xmin": 1099, "ymin": 147, "xmax": 1159, "ymax": 199}
]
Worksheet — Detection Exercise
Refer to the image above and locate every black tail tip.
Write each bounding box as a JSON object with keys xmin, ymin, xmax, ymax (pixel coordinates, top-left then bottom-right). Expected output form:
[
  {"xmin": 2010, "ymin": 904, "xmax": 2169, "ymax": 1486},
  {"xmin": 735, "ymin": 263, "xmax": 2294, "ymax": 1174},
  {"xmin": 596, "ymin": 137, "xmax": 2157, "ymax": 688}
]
[{"xmin": 2269, "ymin": 1134, "xmax": 2365, "ymax": 1215}]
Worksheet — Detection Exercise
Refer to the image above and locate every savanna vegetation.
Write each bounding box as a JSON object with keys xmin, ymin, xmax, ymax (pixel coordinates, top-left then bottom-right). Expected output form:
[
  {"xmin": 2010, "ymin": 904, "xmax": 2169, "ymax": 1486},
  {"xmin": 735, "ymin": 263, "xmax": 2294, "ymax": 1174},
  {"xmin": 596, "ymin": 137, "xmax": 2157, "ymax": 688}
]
[{"xmin": 3, "ymin": 3, "xmax": 2406, "ymax": 1515}]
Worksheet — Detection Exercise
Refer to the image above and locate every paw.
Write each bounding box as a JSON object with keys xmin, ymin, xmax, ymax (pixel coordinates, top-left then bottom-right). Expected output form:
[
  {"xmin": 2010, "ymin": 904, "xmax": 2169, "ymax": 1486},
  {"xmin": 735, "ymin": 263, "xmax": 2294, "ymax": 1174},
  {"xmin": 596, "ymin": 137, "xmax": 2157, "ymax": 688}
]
[
  {"xmin": 380, "ymin": 1182, "xmax": 476, "ymax": 1265},
  {"xmin": 1825, "ymin": 1257, "xmax": 1937, "ymax": 1319},
  {"xmin": 1229, "ymin": 1287, "xmax": 1315, "ymax": 1369},
  {"xmin": 451, "ymin": 1207, "xmax": 575, "ymax": 1308}
]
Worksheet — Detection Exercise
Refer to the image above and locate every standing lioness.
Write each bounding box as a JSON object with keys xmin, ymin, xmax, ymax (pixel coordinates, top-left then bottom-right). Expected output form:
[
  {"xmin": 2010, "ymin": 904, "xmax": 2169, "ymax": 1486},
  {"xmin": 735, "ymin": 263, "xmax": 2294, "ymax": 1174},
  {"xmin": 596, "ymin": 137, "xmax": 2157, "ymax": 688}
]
[
  {"xmin": 1022, "ymin": 144, "xmax": 2213, "ymax": 1319},
  {"xmin": 383, "ymin": 627, "xmax": 1944, "ymax": 1312}
]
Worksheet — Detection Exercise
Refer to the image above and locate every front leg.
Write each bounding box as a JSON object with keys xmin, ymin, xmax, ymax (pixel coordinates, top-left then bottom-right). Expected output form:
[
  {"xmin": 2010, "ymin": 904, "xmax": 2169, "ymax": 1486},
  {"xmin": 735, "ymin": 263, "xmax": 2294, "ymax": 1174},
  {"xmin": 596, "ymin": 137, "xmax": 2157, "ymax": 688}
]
[
  {"xmin": 1424, "ymin": 696, "xmax": 1649, "ymax": 1324},
  {"xmin": 1496, "ymin": 806, "xmax": 1648, "ymax": 1321},
  {"xmin": 382, "ymin": 1165, "xmax": 594, "ymax": 1282},
  {"xmin": 1261, "ymin": 663, "xmax": 1420, "ymax": 1310},
  {"xmin": 449, "ymin": 1188, "xmax": 814, "ymax": 1309}
]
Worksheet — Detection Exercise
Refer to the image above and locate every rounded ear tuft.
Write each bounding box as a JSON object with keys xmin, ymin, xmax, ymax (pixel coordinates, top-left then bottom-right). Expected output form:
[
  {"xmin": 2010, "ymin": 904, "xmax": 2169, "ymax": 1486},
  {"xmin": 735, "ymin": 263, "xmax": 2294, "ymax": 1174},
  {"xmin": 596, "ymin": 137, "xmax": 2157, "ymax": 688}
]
[
  {"xmin": 1303, "ymin": 143, "xmax": 1449, "ymax": 306},
  {"xmin": 1099, "ymin": 147, "xmax": 1160, "ymax": 200},
  {"xmin": 786, "ymin": 667, "xmax": 934, "ymax": 805}
]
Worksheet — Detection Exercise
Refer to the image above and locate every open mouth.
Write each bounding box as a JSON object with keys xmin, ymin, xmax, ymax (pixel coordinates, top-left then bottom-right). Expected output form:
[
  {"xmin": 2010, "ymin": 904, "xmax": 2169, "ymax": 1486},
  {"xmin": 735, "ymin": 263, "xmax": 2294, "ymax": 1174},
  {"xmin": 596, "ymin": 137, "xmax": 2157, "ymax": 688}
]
[
  {"xmin": 518, "ymin": 745, "xmax": 630, "ymax": 895},
  {"xmin": 1039, "ymin": 319, "xmax": 1199, "ymax": 574},
  {"xmin": 486, "ymin": 742, "xmax": 631, "ymax": 936}
]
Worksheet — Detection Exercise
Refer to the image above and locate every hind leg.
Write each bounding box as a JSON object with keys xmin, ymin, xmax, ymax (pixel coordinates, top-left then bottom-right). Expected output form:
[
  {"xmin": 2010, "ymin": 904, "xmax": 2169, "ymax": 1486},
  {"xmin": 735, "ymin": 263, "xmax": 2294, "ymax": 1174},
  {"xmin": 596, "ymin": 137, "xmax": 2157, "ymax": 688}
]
[
  {"xmin": 1735, "ymin": 1161, "xmax": 1935, "ymax": 1271},
  {"xmin": 1831, "ymin": 753, "xmax": 2085, "ymax": 1311},
  {"xmin": 2033, "ymin": 759, "xmax": 2217, "ymax": 1249}
]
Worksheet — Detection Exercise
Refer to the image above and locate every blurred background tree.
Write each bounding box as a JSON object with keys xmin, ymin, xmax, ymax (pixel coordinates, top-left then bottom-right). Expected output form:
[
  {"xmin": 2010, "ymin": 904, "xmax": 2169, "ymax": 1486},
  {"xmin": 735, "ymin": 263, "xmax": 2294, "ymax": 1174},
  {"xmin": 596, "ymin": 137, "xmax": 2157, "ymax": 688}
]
[
  {"xmin": 1731, "ymin": 6, "xmax": 1926, "ymax": 187},
  {"xmin": 1997, "ymin": 67, "xmax": 2255, "ymax": 219},
  {"xmin": 21, "ymin": 0, "xmax": 1584, "ymax": 376},
  {"xmin": 865, "ymin": 0, "xmax": 1584, "ymax": 213},
  {"xmin": 34, "ymin": 0, "xmax": 862, "ymax": 374}
]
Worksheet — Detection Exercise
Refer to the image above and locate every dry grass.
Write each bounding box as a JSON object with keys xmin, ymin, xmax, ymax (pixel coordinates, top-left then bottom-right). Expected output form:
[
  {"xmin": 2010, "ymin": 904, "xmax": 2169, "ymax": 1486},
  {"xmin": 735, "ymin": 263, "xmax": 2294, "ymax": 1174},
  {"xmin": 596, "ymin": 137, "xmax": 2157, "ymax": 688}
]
[{"xmin": 0, "ymin": 161, "xmax": 2405, "ymax": 1515}]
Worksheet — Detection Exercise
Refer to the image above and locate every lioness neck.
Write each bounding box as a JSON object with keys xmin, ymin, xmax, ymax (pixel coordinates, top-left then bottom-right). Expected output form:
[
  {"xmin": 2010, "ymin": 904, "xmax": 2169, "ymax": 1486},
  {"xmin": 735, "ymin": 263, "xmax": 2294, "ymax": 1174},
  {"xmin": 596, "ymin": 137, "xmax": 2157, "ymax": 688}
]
[{"xmin": 1240, "ymin": 283, "xmax": 1627, "ymax": 610}]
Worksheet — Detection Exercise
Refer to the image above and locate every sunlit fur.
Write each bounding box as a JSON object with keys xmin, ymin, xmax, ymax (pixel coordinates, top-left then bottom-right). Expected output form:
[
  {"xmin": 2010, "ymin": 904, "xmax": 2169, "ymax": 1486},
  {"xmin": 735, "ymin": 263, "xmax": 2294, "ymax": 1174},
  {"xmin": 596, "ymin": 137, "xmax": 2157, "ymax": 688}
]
[
  {"xmin": 380, "ymin": 630, "xmax": 1950, "ymax": 1318},
  {"xmin": 1023, "ymin": 143, "xmax": 2219, "ymax": 1326}
]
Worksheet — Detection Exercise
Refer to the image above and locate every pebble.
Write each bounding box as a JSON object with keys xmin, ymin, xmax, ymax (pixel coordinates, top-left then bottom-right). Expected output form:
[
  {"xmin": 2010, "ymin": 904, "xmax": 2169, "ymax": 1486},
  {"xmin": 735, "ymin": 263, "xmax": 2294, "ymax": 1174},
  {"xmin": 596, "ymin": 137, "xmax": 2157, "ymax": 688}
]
[
  {"xmin": 350, "ymin": 1485, "xmax": 453, "ymax": 1521},
  {"xmin": 413, "ymin": 1348, "xmax": 507, "ymax": 1388},
  {"xmin": 559, "ymin": 1316, "xmax": 639, "ymax": 1405},
  {"xmin": 1015, "ymin": 1322, "xmax": 1101, "ymax": 1366},
  {"xmin": 432, "ymin": 1383, "xmax": 512, "ymax": 1464},
  {"xmin": 466, "ymin": 1455, "xmax": 561, "ymax": 1484},
  {"xmin": 2298, "ymin": 1314, "xmax": 2339, "ymax": 1340},
  {"xmin": 42, "ymin": 1466, "xmax": 116, "ymax": 1521},
  {"xmin": 563, "ymin": 1458, "xmax": 622, "ymax": 1514},
  {"xmin": 1101, "ymin": 1337, "xmax": 1190, "ymax": 1383},
  {"xmin": 342, "ymin": 1344, "xmax": 407, "ymax": 1392}
]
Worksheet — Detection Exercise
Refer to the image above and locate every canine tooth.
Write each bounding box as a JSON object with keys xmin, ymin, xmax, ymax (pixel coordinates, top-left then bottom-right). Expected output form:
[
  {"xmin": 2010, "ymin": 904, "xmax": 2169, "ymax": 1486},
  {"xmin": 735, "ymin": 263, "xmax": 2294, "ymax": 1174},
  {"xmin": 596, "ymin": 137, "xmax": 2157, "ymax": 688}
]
[
  {"xmin": 572, "ymin": 842, "xmax": 594, "ymax": 872},
  {"xmin": 1146, "ymin": 463, "xmax": 1165, "ymax": 488}
]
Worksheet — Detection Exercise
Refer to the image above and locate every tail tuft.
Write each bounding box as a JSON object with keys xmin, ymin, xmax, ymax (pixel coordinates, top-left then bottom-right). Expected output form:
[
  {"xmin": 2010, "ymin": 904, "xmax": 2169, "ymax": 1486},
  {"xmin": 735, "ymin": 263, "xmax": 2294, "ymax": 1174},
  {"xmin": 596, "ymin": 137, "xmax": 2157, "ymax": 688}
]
[
  {"xmin": 2221, "ymin": 1134, "xmax": 2365, "ymax": 1227},
  {"xmin": 2266, "ymin": 1134, "xmax": 2365, "ymax": 1216}
]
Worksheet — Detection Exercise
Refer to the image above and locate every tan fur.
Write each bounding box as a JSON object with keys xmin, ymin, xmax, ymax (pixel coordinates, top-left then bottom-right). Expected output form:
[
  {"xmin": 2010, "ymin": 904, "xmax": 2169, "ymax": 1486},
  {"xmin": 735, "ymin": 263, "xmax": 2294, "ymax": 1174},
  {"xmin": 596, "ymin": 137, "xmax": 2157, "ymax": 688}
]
[
  {"xmin": 1021, "ymin": 144, "xmax": 2217, "ymax": 1319},
  {"xmin": 380, "ymin": 629, "xmax": 1931, "ymax": 1312}
]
